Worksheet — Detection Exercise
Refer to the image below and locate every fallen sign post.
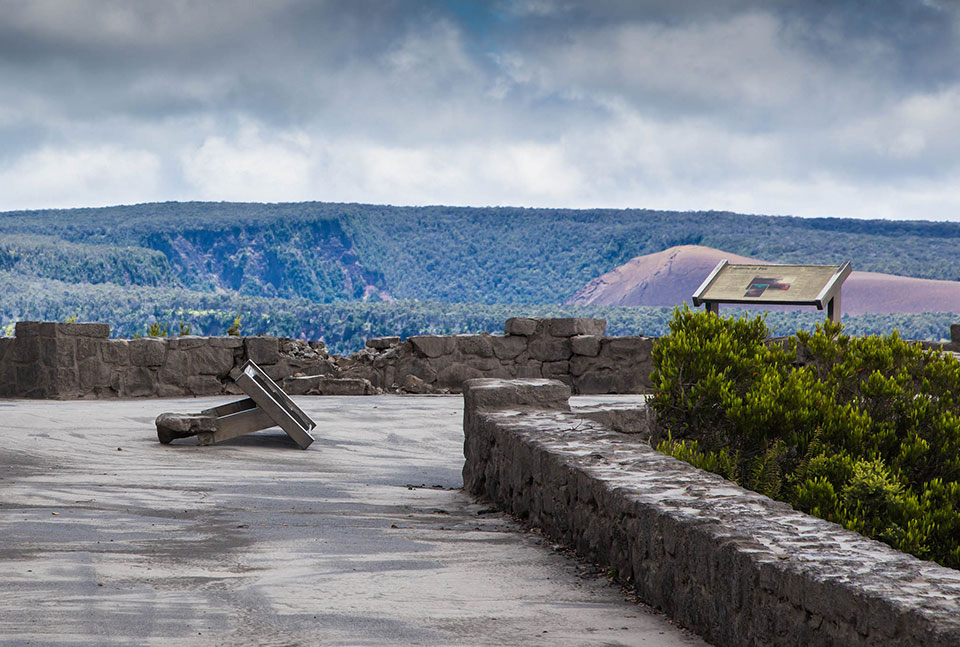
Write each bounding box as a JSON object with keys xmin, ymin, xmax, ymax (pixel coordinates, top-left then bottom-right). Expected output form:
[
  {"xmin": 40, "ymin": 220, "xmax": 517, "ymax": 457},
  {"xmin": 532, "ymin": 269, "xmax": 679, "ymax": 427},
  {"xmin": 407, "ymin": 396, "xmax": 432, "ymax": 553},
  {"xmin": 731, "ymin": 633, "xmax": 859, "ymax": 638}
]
[
  {"xmin": 156, "ymin": 360, "xmax": 316, "ymax": 449},
  {"xmin": 692, "ymin": 260, "xmax": 852, "ymax": 321}
]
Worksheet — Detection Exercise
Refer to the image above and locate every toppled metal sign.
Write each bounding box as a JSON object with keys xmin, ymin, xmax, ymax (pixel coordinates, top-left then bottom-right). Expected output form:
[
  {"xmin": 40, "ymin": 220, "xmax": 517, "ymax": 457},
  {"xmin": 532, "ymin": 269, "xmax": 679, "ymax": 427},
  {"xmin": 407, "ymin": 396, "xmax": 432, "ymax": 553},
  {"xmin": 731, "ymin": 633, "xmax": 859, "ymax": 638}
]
[{"xmin": 156, "ymin": 360, "xmax": 316, "ymax": 449}]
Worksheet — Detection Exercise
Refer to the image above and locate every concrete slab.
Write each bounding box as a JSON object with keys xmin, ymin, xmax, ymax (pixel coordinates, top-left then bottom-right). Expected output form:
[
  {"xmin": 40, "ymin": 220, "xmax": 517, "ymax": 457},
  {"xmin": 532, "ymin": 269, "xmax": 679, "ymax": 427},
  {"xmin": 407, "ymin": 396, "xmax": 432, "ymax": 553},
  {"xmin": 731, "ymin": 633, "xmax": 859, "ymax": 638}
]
[{"xmin": 0, "ymin": 395, "xmax": 709, "ymax": 646}]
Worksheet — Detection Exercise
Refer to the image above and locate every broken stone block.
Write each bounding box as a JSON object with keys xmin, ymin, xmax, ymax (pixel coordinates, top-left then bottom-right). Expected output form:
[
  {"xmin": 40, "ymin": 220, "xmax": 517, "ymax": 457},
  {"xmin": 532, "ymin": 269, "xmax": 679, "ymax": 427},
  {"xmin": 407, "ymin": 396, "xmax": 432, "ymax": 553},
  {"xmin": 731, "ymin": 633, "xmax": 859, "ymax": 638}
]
[
  {"xmin": 409, "ymin": 335, "xmax": 456, "ymax": 358},
  {"xmin": 156, "ymin": 412, "xmax": 217, "ymax": 444},
  {"xmin": 504, "ymin": 318, "xmax": 538, "ymax": 336},
  {"xmin": 245, "ymin": 336, "xmax": 280, "ymax": 365},
  {"xmin": 101, "ymin": 340, "xmax": 130, "ymax": 365},
  {"xmin": 547, "ymin": 318, "xmax": 607, "ymax": 338},
  {"xmin": 571, "ymin": 335, "xmax": 602, "ymax": 357},
  {"xmin": 129, "ymin": 338, "xmax": 166, "ymax": 367},
  {"xmin": 187, "ymin": 375, "xmax": 223, "ymax": 396},
  {"xmin": 490, "ymin": 335, "xmax": 527, "ymax": 360},
  {"xmin": 366, "ymin": 336, "xmax": 401, "ymax": 350},
  {"xmin": 187, "ymin": 344, "xmax": 235, "ymax": 376},
  {"xmin": 400, "ymin": 374, "xmax": 432, "ymax": 393},
  {"xmin": 456, "ymin": 334, "xmax": 494, "ymax": 358},
  {"xmin": 283, "ymin": 375, "xmax": 376, "ymax": 395},
  {"xmin": 57, "ymin": 322, "xmax": 110, "ymax": 338},
  {"xmin": 528, "ymin": 338, "xmax": 572, "ymax": 362},
  {"xmin": 436, "ymin": 363, "xmax": 484, "ymax": 390}
]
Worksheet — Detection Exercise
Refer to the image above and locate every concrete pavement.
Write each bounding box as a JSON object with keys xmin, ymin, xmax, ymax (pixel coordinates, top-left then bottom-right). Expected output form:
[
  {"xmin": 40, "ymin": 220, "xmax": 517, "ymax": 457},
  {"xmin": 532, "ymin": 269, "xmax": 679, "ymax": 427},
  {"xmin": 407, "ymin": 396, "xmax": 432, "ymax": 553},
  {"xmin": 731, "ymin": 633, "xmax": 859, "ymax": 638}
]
[{"xmin": 0, "ymin": 395, "xmax": 709, "ymax": 646}]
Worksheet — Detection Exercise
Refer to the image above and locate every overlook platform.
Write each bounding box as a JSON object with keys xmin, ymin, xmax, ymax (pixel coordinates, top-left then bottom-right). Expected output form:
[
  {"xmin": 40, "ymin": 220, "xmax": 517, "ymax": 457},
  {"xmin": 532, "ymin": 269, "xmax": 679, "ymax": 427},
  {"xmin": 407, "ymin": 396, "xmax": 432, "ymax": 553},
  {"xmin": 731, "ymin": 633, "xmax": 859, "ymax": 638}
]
[{"xmin": 0, "ymin": 395, "xmax": 705, "ymax": 647}]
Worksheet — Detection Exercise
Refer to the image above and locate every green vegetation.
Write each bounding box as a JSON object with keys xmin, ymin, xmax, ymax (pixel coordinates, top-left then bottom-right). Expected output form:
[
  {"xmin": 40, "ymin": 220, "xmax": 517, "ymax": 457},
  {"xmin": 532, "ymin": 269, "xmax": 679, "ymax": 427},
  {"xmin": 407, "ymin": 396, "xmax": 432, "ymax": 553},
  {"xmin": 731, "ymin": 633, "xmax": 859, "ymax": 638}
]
[
  {"xmin": 651, "ymin": 308, "xmax": 960, "ymax": 568},
  {"xmin": 2, "ymin": 201, "xmax": 960, "ymax": 307},
  {"xmin": 0, "ymin": 271, "xmax": 955, "ymax": 355},
  {"xmin": 0, "ymin": 200, "xmax": 957, "ymax": 352}
]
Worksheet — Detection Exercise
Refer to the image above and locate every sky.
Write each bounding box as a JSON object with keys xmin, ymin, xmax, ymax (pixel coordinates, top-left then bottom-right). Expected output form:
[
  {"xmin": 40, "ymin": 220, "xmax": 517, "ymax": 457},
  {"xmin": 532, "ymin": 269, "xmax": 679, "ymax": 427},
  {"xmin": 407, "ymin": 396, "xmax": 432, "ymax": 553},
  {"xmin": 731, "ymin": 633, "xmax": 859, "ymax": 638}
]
[{"xmin": 2, "ymin": 0, "xmax": 960, "ymax": 221}]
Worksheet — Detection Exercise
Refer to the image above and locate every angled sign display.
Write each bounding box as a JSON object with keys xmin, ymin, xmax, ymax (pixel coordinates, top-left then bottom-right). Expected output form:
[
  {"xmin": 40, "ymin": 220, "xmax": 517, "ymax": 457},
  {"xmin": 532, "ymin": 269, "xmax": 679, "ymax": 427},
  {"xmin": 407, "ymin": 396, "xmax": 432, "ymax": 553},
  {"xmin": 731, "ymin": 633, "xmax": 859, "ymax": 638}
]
[{"xmin": 692, "ymin": 261, "xmax": 851, "ymax": 320}]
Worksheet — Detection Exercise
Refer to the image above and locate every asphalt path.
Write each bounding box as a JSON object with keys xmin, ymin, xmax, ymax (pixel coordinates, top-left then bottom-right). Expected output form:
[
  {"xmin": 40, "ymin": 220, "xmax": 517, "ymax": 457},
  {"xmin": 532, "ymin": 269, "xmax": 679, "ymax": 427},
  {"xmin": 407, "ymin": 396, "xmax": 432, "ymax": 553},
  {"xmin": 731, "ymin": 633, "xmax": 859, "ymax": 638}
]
[{"xmin": 0, "ymin": 395, "xmax": 709, "ymax": 646}]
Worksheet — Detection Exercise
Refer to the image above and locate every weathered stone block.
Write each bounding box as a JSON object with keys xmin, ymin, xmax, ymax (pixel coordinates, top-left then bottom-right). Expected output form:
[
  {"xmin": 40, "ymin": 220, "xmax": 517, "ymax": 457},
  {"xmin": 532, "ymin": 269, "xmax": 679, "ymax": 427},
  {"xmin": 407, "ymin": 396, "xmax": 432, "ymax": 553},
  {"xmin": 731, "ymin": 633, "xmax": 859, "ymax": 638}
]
[
  {"xmin": 409, "ymin": 335, "xmax": 457, "ymax": 358},
  {"xmin": 283, "ymin": 375, "xmax": 375, "ymax": 395},
  {"xmin": 471, "ymin": 357, "xmax": 503, "ymax": 373},
  {"xmin": 208, "ymin": 336, "xmax": 244, "ymax": 349},
  {"xmin": 462, "ymin": 378, "xmax": 571, "ymax": 412},
  {"xmin": 78, "ymin": 356, "xmax": 111, "ymax": 393},
  {"xmin": 155, "ymin": 412, "xmax": 218, "ymax": 444},
  {"xmin": 0, "ymin": 359, "xmax": 15, "ymax": 397},
  {"xmin": 528, "ymin": 338, "xmax": 571, "ymax": 362},
  {"xmin": 341, "ymin": 364, "xmax": 383, "ymax": 389},
  {"xmin": 513, "ymin": 360, "xmax": 543, "ymax": 379},
  {"xmin": 437, "ymin": 363, "xmax": 484, "ymax": 390},
  {"xmin": 55, "ymin": 337, "xmax": 77, "ymax": 368},
  {"xmin": 400, "ymin": 374, "xmax": 432, "ymax": 393},
  {"xmin": 320, "ymin": 377, "xmax": 376, "ymax": 395},
  {"xmin": 38, "ymin": 322, "xmax": 60, "ymax": 337},
  {"xmin": 187, "ymin": 375, "xmax": 223, "ymax": 396},
  {"xmin": 101, "ymin": 340, "xmax": 130, "ymax": 365},
  {"xmin": 396, "ymin": 356, "xmax": 439, "ymax": 384},
  {"xmin": 129, "ymin": 338, "xmax": 166, "ymax": 367},
  {"xmin": 547, "ymin": 318, "xmax": 607, "ymax": 338},
  {"xmin": 58, "ymin": 322, "xmax": 110, "ymax": 338},
  {"xmin": 571, "ymin": 335, "xmax": 602, "ymax": 357},
  {"xmin": 54, "ymin": 367, "xmax": 78, "ymax": 396},
  {"xmin": 574, "ymin": 369, "xmax": 646, "ymax": 394},
  {"xmin": 14, "ymin": 321, "xmax": 41, "ymax": 337},
  {"xmin": 600, "ymin": 336, "xmax": 654, "ymax": 359},
  {"xmin": 16, "ymin": 364, "xmax": 43, "ymax": 396},
  {"xmin": 504, "ymin": 318, "xmax": 538, "ymax": 336},
  {"xmin": 124, "ymin": 367, "xmax": 158, "ymax": 397},
  {"xmin": 490, "ymin": 335, "xmax": 528, "ymax": 360},
  {"xmin": 187, "ymin": 343, "xmax": 235, "ymax": 376},
  {"xmin": 245, "ymin": 336, "xmax": 280, "ymax": 365},
  {"xmin": 13, "ymin": 336, "xmax": 40, "ymax": 363},
  {"xmin": 366, "ymin": 336, "xmax": 401, "ymax": 350},
  {"xmin": 158, "ymin": 349, "xmax": 188, "ymax": 387},
  {"xmin": 456, "ymin": 334, "xmax": 494, "ymax": 358},
  {"xmin": 76, "ymin": 337, "xmax": 101, "ymax": 361},
  {"xmin": 0, "ymin": 337, "xmax": 11, "ymax": 365},
  {"xmin": 542, "ymin": 360, "xmax": 571, "ymax": 378},
  {"xmin": 174, "ymin": 336, "xmax": 207, "ymax": 350},
  {"xmin": 952, "ymin": 323, "xmax": 960, "ymax": 343}
]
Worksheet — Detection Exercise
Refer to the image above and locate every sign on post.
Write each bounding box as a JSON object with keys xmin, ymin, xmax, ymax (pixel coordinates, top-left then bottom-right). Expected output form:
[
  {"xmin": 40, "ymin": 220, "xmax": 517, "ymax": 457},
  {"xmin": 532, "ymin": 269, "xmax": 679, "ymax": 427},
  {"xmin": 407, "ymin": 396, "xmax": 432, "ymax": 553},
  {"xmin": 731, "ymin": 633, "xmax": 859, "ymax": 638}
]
[{"xmin": 692, "ymin": 261, "xmax": 851, "ymax": 321}]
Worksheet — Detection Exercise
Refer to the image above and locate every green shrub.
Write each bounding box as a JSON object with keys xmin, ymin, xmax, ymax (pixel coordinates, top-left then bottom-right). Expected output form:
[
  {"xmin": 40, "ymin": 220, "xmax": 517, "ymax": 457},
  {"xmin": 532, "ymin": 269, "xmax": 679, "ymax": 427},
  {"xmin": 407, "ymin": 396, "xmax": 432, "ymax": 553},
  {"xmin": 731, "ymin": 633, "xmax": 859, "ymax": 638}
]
[{"xmin": 651, "ymin": 306, "xmax": 960, "ymax": 568}]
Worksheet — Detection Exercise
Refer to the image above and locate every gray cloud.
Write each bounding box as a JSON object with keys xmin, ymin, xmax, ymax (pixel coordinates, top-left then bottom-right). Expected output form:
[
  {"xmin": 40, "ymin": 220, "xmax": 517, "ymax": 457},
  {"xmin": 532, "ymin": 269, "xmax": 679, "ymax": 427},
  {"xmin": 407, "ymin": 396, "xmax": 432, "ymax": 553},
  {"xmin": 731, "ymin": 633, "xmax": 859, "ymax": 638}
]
[{"xmin": 1, "ymin": 0, "xmax": 959, "ymax": 220}]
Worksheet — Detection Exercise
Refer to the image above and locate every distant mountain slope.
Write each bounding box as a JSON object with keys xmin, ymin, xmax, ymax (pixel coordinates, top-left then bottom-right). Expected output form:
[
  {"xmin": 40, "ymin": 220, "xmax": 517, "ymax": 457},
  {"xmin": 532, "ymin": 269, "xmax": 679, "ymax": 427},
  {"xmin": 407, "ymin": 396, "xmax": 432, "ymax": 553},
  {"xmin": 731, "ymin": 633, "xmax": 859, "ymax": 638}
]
[
  {"xmin": 1, "ymin": 201, "xmax": 960, "ymax": 305},
  {"xmin": 568, "ymin": 245, "xmax": 960, "ymax": 315}
]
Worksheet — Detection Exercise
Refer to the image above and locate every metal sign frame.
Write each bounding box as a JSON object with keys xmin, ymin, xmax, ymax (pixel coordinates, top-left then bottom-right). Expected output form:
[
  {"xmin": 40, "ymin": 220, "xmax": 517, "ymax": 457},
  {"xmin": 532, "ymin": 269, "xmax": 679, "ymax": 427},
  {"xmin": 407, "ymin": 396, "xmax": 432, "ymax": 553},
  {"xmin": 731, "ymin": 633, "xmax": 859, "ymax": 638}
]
[
  {"xmin": 156, "ymin": 359, "xmax": 316, "ymax": 448},
  {"xmin": 692, "ymin": 260, "xmax": 852, "ymax": 321}
]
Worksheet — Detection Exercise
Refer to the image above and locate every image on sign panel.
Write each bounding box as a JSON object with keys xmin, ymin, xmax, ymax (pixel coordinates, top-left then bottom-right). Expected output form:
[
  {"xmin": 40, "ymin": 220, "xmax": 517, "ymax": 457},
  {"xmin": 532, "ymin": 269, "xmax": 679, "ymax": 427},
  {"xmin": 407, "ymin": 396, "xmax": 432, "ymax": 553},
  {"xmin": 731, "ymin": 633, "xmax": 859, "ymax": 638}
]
[{"xmin": 700, "ymin": 265, "xmax": 840, "ymax": 303}]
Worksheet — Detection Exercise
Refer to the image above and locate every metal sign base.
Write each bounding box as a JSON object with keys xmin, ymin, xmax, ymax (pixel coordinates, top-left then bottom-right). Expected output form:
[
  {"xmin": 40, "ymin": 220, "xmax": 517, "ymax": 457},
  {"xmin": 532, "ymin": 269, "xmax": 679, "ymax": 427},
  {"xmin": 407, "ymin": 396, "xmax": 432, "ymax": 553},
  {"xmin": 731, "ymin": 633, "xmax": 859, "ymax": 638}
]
[{"xmin": 156, "ymin": 360, "xmax": 316, "ymax": 449}]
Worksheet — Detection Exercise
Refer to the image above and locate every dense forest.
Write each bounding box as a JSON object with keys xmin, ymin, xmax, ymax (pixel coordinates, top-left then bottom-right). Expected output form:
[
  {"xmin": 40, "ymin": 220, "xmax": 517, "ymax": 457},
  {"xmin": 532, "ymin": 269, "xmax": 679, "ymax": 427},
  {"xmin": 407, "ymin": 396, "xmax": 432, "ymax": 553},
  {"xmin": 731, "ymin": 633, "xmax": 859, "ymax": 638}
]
[{"xmin": 0, "ymin": 201, "xmax": 958, "ymax": 352}]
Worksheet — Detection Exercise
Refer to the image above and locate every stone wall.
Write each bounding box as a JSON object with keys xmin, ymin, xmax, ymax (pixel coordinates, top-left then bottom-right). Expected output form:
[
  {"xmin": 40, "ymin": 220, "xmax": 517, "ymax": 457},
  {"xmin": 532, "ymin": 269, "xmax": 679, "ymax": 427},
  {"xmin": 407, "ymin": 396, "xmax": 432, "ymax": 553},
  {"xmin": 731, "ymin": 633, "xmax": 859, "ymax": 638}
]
[
  {"xmin": 0, "ymin": 317, "xmax": 655, "ymax": 399},
  {"xmin": 343, "ymin": 317, "xmax": 654, "ymax": 395},
  {"xmin": 0, "ymin": 322, "xmax": 339, "ymax": 399},
  {"xmin": 461, "ymin": 378, "xmax": 960, "ymax": 647}
]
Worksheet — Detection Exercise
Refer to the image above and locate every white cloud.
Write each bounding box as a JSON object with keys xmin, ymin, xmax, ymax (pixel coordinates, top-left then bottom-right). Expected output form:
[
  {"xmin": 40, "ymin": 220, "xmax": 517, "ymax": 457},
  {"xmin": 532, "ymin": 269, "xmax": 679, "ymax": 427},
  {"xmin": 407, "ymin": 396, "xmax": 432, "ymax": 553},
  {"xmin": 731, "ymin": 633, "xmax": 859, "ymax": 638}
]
[
  {"xmin": 0, "ymin": 146, "xmax": 161, "ymax": 210},
  {"xmin": 180, "ymin": 122, "xmax": 314, "ymax": 202}
]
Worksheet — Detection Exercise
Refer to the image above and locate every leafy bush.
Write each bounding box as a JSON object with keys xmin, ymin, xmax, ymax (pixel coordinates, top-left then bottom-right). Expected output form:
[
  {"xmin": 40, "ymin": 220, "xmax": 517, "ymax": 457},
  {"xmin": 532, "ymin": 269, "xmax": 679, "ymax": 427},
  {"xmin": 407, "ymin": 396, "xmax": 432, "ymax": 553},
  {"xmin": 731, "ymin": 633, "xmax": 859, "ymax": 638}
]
[{"xmin": 651, "ymin": 307, "xmax": 960, "ymax": 568}]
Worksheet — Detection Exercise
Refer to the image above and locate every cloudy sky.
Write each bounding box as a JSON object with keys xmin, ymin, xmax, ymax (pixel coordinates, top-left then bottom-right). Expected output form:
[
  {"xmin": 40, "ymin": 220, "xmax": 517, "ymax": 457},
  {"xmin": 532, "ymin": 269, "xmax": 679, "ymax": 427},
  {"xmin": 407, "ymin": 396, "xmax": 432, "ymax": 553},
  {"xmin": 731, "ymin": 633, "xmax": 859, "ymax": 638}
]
[{"xmin": 1, "ymin": 0, "xmax": 960, "ymax": 221}]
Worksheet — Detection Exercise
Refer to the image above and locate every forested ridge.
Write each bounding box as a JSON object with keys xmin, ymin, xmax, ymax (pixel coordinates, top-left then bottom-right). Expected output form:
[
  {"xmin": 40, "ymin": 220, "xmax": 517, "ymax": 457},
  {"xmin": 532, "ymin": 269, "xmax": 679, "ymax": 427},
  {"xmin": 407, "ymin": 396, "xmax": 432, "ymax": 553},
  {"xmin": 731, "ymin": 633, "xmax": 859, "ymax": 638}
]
[{"xmin": 1, "ymin": 201, "xmax": 958, "ymax": 352}]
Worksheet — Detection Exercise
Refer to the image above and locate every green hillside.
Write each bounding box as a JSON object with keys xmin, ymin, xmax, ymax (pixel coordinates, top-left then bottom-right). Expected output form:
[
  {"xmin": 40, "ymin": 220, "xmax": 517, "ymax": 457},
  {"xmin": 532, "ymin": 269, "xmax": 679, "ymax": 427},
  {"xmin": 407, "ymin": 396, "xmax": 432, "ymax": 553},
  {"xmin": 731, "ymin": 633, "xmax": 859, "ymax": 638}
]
[{"xmin": 0, "ymin": 201, "xmax": 958, "ymax": 351}]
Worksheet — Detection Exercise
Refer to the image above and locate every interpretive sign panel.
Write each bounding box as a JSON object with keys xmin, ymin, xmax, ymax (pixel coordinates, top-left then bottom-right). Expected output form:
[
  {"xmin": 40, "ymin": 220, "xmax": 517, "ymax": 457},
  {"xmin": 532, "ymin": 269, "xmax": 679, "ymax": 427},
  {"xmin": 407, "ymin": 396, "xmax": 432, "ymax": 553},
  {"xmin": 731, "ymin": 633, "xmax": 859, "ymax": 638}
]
[{"xmin": 692, "ymin": 261, "xmax": 851, "ymax": 320}]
